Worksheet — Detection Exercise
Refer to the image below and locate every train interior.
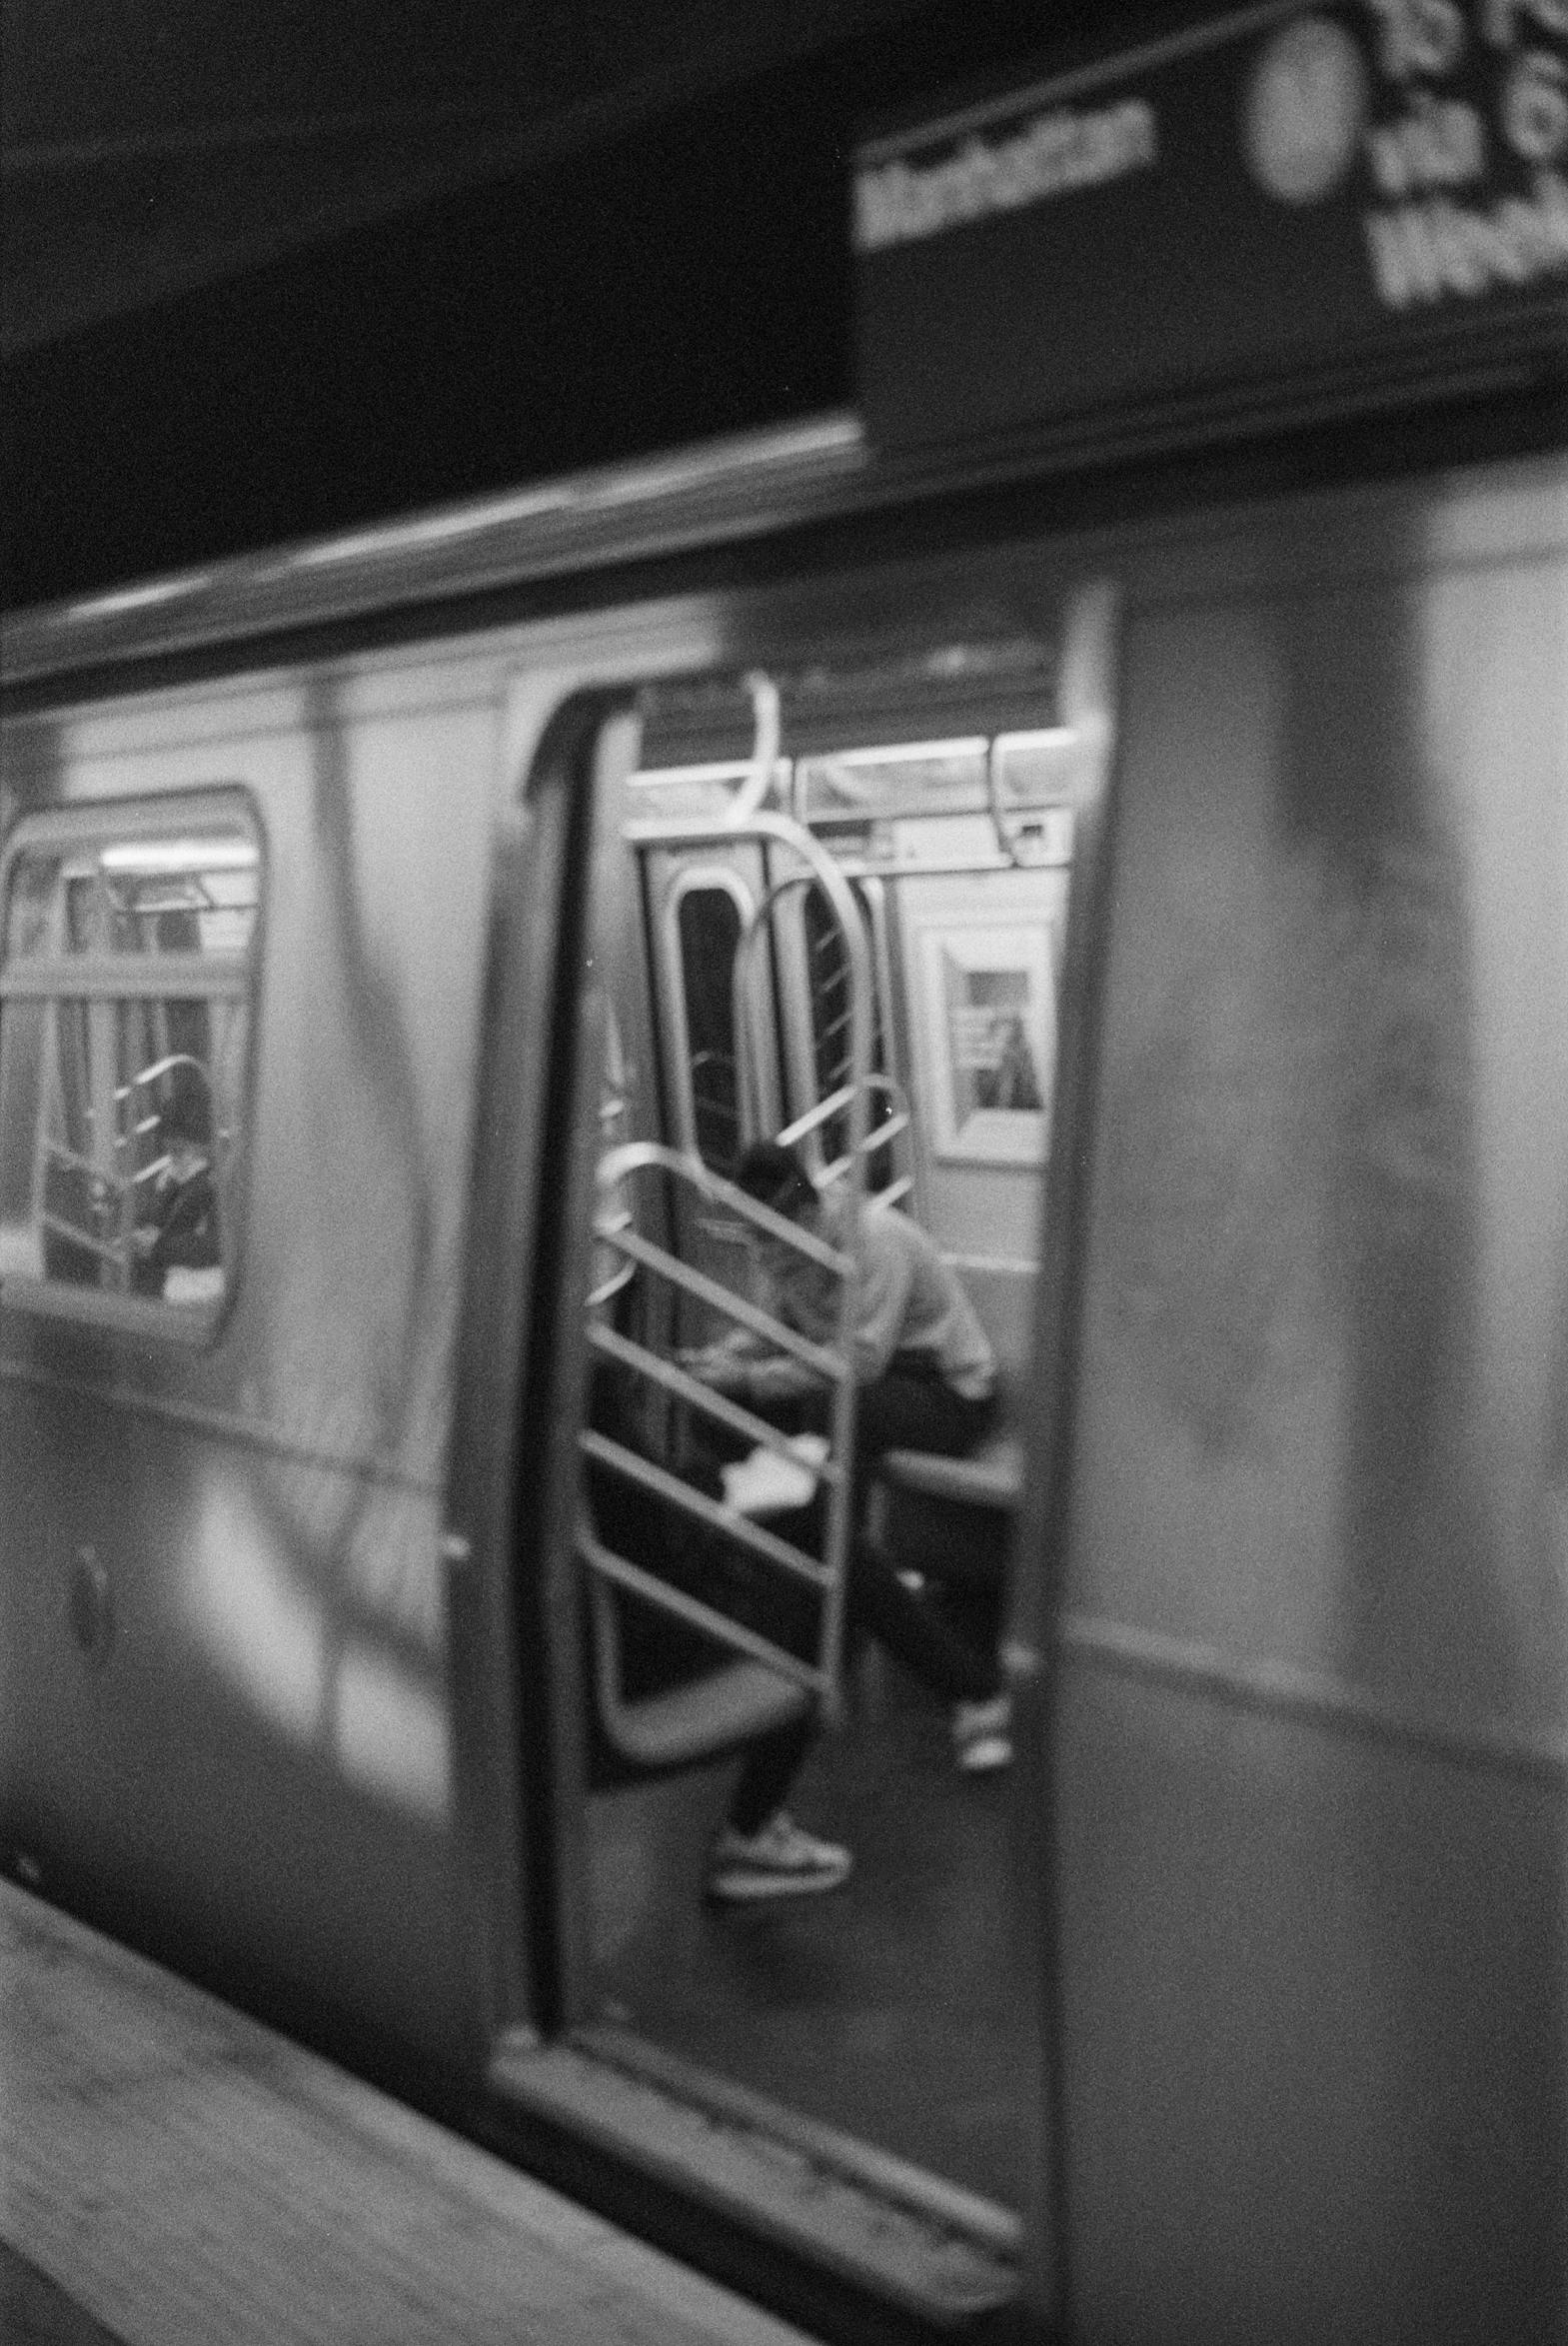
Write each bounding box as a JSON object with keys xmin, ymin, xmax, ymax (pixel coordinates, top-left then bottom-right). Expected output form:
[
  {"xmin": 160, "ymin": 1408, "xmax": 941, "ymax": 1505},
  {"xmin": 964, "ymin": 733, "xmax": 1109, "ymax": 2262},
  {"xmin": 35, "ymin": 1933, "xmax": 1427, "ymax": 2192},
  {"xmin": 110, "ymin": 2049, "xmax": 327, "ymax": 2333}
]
[{"xmin": 528, "ymin": 603, "xmax": 1108, "ymax": 2251}]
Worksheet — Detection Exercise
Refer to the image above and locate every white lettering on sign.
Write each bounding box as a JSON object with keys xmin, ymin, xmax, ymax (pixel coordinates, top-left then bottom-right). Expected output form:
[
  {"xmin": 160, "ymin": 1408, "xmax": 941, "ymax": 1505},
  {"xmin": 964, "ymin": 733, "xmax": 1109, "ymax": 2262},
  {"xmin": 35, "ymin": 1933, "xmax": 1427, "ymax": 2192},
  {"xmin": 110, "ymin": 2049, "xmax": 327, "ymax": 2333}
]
[
  {"xmin": 1366, "ymin": 0, "xmax": 1470, "ymax": 79},
  {"xmin": 1356, "ymin": 0, "xmax": 1568, "ymax": 306},
  {"xmin": 1365, "ymin": 89, "xmax": 1488, "ymax": 189},
  {"xmin": 1503, "ymin": 46, "xmax": 1568, "ymax": 155},
  {"xmin": 1483, "ymin": 0, "xmax": 1568, "ymax": 45},
  {"xmin": 1364, "ymin": 164, "xmax": 1568, "ymax": 297},
  {"xmin": 854, "ymin": 98, "xmax": 1156, "ymax": 252}
]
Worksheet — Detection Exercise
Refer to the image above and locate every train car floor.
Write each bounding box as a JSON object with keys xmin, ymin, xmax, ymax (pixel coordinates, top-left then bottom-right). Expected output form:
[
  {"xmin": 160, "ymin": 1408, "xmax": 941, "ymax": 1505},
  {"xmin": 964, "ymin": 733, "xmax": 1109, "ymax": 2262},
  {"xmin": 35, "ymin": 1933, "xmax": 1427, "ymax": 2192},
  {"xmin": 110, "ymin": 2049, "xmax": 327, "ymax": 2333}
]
[
  {"xmin": 0, "ymin": 1881, "xmax": 813, "ymax": 2346},
  {"xmin": 588, "ymin": 1641, "xmax": 1029, "ymax": 2211}
]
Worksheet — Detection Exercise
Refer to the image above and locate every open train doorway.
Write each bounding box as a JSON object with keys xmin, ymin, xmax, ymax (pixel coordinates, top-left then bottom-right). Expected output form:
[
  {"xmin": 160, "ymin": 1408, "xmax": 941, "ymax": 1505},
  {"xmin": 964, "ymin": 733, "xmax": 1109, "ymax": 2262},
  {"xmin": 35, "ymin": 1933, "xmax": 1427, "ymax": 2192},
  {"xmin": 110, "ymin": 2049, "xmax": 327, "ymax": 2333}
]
[{"xmin": 463, "ymin": 584, "xmax": 1119, "ymax": 2327}]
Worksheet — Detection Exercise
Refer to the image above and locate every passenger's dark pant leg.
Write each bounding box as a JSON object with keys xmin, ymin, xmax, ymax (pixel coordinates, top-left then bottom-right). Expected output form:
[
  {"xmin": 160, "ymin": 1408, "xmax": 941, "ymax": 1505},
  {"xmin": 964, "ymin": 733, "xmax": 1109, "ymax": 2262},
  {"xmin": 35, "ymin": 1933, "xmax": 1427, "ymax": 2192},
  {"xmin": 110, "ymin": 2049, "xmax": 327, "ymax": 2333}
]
[
  {"xmin": 741, "ymin": 1368, "xmax": 1002, "ymax": 1705},
  {"xmin": 843, "ymin": 1374, "xmax": 1001, "ymax": 1699},
  {"xmin": 768, "ymin": 1368, "xmax": 992, "ymax": 1502},
  {"xmin": 844, "ymin": 1540, "xmax": 999, "ymax": 1701},
  {"xmin": 726, "ymin": 1708, "xmax": 818, "ymax": 1836},
  {"xmin": 853, "ymin": 1369, "xmax": 993, "ymax": 1464}
]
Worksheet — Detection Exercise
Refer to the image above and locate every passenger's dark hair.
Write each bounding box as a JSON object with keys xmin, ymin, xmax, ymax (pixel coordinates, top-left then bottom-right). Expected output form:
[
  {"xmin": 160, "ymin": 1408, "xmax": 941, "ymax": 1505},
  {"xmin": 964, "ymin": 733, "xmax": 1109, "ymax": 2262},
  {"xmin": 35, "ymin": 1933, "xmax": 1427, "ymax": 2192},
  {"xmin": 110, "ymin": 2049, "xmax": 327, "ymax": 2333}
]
[
  {"xmin": 733, "ymin": 1140, "xmax": 816, "ymax": 1220},
  {"xmin": 158, "ymin": 1062, "xmax": 213, "ymax": 1150}
]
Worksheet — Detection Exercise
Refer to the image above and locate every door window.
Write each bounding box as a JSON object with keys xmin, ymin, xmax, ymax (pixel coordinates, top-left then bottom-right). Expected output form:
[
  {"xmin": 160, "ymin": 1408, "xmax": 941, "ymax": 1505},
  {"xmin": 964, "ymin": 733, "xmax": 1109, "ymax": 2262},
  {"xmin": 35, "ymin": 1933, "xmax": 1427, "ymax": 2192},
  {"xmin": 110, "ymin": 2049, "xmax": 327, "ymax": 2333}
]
[{"xmin": 674, "ymin": 879, "xmax": 747, "ymax": 1173}]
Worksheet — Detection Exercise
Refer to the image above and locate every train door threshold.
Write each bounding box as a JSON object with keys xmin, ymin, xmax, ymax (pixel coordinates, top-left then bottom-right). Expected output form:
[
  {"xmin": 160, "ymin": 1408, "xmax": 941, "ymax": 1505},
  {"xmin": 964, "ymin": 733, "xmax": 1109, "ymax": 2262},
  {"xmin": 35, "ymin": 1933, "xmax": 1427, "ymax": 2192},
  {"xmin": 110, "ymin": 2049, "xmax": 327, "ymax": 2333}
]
[{"xmin": 491, "ymin": 2022, "xmax": 1021, "ymax": 2328}]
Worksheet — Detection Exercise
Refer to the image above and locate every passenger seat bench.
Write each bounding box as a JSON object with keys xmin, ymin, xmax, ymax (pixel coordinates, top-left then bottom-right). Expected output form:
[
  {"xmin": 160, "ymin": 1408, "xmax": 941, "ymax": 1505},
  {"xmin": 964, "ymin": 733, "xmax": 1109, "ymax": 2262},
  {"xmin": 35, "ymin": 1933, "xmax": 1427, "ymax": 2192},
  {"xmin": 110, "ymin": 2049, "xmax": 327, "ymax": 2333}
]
[
  {"xmin": 878, "ymin": 1434, "xmax": 1023, "ymax": 1511},
  {"xmin": 872, "ymin": 1387, "xmax": 1023, "ymax": 1594}
]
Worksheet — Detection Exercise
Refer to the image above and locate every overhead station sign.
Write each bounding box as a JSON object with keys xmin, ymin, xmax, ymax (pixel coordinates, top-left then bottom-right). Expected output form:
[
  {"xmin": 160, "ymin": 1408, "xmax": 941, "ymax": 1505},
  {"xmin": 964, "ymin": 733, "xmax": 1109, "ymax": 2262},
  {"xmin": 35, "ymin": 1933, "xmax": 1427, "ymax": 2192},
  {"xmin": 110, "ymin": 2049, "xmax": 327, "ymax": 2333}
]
[{"xmin": 854, "ymin": 0, "xmax": 1568, "ymax": 454}]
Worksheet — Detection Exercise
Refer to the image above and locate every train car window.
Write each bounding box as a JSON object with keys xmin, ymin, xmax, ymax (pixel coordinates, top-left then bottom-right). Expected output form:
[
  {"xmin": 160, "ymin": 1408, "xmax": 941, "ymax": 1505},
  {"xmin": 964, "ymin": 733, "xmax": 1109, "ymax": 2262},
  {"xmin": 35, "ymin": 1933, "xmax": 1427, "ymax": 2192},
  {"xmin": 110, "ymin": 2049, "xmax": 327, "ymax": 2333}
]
[
  {"xmin": 0, "ymin": 793, "xmax": 261, "ymax": 1340},
  {"xmin": 799, "ymin": 878, "xmax": 898, "ymax": 1186},
  {"xmin": 671, "ymin": 876, "xmax": 748, "ymax": 1173}
]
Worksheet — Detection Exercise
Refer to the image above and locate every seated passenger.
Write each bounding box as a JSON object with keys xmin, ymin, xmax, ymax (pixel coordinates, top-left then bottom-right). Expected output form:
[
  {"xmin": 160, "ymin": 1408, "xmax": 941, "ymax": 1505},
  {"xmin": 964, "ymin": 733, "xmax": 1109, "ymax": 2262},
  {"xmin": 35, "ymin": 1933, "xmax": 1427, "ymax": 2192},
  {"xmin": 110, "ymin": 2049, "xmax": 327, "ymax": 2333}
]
[
  {"xmin": 684, "ymin": 1141, "xmax": 1012, "ymax": 1772},
  {"xmin": 132, "ymin": 1068, "xmax": 221, "ymax": 1299},
  {"xmin": 583, "ymin": 1356, "xmax": 850, "ymax": 1903}
]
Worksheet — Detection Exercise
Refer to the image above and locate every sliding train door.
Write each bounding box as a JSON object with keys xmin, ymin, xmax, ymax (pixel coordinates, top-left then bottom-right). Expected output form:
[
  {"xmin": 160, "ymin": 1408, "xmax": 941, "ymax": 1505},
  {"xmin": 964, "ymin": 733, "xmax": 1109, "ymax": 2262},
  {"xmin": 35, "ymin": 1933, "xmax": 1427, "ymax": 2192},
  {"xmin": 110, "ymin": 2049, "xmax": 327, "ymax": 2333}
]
[{"xmin": 1043, "ymin": 468, "xmax": 1568, "ymax": 2345}]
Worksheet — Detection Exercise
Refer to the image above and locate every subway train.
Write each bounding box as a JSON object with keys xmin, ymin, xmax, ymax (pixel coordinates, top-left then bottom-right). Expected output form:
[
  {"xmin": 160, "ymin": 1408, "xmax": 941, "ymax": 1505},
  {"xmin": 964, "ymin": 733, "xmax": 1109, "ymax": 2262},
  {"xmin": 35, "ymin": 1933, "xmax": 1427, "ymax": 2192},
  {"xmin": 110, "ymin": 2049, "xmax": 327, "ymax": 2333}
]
[{"xmin": 3, "ymin": 31, "xmax": 1567, "ymax": 2346}]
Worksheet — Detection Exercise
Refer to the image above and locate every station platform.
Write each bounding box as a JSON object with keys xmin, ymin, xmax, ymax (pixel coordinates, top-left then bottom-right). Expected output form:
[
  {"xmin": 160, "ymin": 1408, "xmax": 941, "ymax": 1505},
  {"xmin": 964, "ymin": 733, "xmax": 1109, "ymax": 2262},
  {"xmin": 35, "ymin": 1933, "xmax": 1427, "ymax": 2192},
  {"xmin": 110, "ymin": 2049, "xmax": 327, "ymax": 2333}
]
[{"xmin": 0, "ymin": 1881, "xmax": 811, "ymax": 2346}]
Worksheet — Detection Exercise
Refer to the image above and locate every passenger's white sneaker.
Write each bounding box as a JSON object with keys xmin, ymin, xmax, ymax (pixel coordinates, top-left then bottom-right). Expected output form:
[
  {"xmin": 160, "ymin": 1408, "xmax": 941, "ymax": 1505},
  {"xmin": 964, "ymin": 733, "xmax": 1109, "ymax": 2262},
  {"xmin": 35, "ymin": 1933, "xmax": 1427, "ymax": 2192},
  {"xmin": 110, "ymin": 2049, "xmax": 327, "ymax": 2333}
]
[
  {"xmin": 707, "ymin": 1812, "xmax": 851, "ymax": 1902},
  {"xmin": 952, "ymin": 1694, "xmax": 1012, "ymax": 1772}
]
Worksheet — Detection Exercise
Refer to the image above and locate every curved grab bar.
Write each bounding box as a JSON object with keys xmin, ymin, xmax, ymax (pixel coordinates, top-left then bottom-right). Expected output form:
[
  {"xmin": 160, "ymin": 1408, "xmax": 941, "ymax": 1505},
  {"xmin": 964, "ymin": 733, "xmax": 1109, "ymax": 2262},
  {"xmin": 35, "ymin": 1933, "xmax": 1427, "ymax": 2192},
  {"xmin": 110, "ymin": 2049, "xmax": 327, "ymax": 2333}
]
[
  {"xmin": 116, "ymin": 1050, "xmax": 211, "ymax": 1107},
  {"xmin": 590, "ymin": 1127, "xmax": 861, "ymax": 1706},
  {"xmin": 595, "ymin": 1138, "xmax": 851, "ymax": 1275}
]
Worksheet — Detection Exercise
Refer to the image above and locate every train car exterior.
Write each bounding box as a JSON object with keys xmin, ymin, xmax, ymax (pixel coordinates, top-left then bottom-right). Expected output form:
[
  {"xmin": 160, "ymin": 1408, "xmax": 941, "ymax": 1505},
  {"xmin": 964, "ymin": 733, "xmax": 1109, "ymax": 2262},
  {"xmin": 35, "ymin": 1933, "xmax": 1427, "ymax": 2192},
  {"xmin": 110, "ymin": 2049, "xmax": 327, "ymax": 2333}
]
[
  {"xmin": 4, "ymin": 423, "xmax": 1564, "ymax": 2346},
  {"xmin": 4, "ymin": 10, "xmax": 1567, "ymax": 2343}
]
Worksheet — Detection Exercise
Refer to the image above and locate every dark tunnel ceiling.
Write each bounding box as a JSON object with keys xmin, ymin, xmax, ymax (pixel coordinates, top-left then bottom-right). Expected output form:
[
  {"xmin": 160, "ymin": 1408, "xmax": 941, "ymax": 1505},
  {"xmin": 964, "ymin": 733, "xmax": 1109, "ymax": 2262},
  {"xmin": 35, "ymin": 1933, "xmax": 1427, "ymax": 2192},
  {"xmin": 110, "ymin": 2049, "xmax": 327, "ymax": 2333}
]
[
  {"xmin": 2, "ymin": 0, "xmax": 951, "ymax": 354},
  {"xmin": 3, "ymin": 0, "xmax": 1199, "ymax": 356},
  {"xmin": 2, "ymin": 2, "xmax": 1207, "ymax": 360},
  {"xmin": 1, "ymin": 1, "xmax": 1208, "ymax": 608}
]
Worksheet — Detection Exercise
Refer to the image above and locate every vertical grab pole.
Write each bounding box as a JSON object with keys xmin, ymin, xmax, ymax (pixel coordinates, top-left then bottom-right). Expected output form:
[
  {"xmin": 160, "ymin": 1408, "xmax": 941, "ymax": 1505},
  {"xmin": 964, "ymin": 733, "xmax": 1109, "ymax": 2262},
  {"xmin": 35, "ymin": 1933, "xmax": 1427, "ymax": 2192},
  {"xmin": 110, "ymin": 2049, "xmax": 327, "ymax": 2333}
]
[
  {"xmin": 728, "ymin": 672, "xmax": 783, "ymax": 1147},
  {"xmin": 731, "ymin": 909, "xmax": 776, "ymax": 1152},
  {"xmin": 811, "ymin": 855, "xmax": 871, "ymax": 1720}
]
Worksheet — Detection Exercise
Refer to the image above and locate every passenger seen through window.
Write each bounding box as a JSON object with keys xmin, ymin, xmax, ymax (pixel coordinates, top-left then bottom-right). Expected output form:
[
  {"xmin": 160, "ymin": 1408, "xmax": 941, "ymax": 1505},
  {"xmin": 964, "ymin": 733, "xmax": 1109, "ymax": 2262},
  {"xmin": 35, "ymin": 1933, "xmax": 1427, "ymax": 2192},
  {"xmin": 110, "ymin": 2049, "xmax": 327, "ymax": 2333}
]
[{"xmin": 132, "ymin": 1061, "xmax": 222, "ymax": 1300}]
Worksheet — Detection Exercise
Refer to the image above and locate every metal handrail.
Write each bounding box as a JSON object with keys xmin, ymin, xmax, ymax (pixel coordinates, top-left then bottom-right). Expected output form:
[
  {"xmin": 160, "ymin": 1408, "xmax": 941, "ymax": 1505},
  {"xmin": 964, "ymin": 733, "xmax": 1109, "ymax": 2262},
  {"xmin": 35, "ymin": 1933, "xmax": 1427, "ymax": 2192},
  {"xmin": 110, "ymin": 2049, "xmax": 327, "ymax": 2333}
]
[
  {"xmin": 584, "ymin": 1119, "xmax": 865, "ymax": 1707},
  {"xmin": 604, "ymin": 1220, "xmax": 842, "ymax": 1379},
  {"xmin": 776, "ymin": 1073, "xmax": 909, "ymax": 1165},
  {"xmin": 585, "ymin": 1206, "xmax": 637, "ymax": 1310},
  {"xmin": 597, "ymin": 1138, "xmax": 853, "ymax": 1265},
  {"xmin": 38, "ymin": 1208, "xmax": 124, "ymax": 1266},
  {"xmin": 731, "ymin": 866, "xmax": 876, "ymax": 1172},
  {"xmin": 115, "ymin": 1051, "xmax": 209, "ymax": 1109},
  {"xmin": 0, "ymin": 957, "xmax": 250, "ymax": 1002},
  {"xmin": 580, "ymin": 1431, "xmax": 832, "ymax": 1588},
  {"xmin": 774, "ymin": 1082, "xmax": 855, "ymax": 1152},
  {"xmin": 577, "ymin": 1526, "xmax": 823, "ymax": 1696},
  {"xmin": 731, "ymin": 864, "xmax": 912, "ymax": 1204},
  {"xmin": 588, "ymin": 1320, "xmax": 844, "ymax": 1488},
  {"xmin": 39, "ymin": 1133, "xmax": 119, "ymax": 1182},
  {"xmin": 787, "ymin": 827, "xmax": 1074, "ymax": 886}
]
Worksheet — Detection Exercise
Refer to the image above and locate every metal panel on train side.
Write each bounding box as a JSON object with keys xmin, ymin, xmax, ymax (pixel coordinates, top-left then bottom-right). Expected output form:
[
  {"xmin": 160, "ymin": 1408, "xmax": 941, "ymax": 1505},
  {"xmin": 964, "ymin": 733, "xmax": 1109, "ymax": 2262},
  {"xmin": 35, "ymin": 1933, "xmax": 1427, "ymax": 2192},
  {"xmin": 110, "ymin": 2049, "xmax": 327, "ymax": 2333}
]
[
  {"xmin": 0, "ymin": 658, "xmax": 514, "ymax": 2059},
  {"xmin": 0, "ymin": 610, "xmax": 745, "ymax": 2069},
  {"xmin": 1052, "ymin": 1668, "xmax": 1562, "ymax": 2343},
  {"xmin": 3, "ymin": 439, "xmax": 1564, "ymax": 2339},
  {"xmin": 1053, "ymin": 469, "xmax": 1567, "ymax": 2340}
]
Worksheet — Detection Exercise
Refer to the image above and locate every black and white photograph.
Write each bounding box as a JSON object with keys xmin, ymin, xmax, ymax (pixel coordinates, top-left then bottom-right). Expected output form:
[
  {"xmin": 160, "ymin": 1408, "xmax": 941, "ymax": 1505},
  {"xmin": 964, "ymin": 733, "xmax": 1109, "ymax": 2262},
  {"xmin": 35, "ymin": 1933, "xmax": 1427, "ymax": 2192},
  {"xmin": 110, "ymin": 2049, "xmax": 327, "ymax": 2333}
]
[{"xmin": 2, "ymin": 5, "xmax": 1564, "ymax": 2345}]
